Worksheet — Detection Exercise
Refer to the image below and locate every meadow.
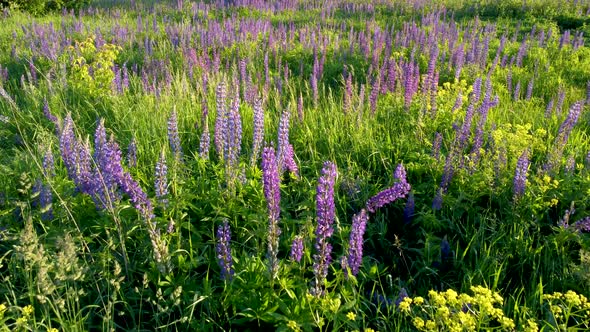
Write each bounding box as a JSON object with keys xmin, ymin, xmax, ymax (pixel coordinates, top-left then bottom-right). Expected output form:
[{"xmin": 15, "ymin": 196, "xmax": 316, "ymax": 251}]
[{"xmin": 0, "ymin": 0, "xmax": 590, "ymax": 330}]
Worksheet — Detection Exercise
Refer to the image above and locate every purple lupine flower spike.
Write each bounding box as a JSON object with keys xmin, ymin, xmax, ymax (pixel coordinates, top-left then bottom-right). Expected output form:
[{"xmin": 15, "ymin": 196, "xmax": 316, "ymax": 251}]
[
  {"xmin": 432, "ymin": 132, "xmax": 442, "ymax": 160},
  {"xmin": 312, "ymin": 161, "xmax": 337, "ymax": 296},
  {"xmin": 290, "ymin": 235, "xmax": 304, "ymax": 263},
  {"xmin": 277, "ymin": 108, "xmax": 291, "ymax": 172},
  {"xmin": 282, "ymin": 144, "xmax": 299, "ymax": 178},
  {"xmin": 574, "ymin": 217, "xmax": 590, "ymax": 232},
  {"xmin": 262, "ymin": 146, "xmax": 281, "ymax": 278},
  {"xmin": 155, "ymin": 149, "xmax": 168, "ymax": 206},
  {"xmin": 168, "ymin": 110, "xmax": 182, "ymax": 160},
  {"xmin": 513, "ymin": 150, "xmax": 530, "ymax": 200},
  {"xmin": 366, "ymin": 164, "xmax": 411, "ymax": 213},
  {"xmin": 43, "ymin": 98, "xmax": 59, "ymax": 129},
  {"xmin": 216, "ymin": 219, "xmax": 234, "ymax": 281},
  {"xmin": 432, "ymin": 188, "xmax": 443, "ymax": 211},
  {"xmin": 345, "ymin": 209, "xmax": 368, "ymax": 277}
]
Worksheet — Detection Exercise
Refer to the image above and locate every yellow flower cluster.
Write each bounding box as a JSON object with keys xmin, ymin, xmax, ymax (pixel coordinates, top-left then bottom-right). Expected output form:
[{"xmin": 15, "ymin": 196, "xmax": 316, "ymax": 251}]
[
  {"xmin": 67, "ymin": 36, "xmax": 121, "ymax": 95},
  {"xmin": 543, "ymin": 290, "xmax": 590, "ymax": 329},
  {"xmin": 403, "ymin": 286, "xmax": 514, "ymax": 332}
]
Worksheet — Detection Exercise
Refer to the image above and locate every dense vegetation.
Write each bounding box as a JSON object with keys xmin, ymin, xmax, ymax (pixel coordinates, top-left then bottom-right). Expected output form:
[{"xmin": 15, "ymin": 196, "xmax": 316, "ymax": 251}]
[{"xmin": 0, "ymin": 0, "xmax": 590, "ymax": 330}]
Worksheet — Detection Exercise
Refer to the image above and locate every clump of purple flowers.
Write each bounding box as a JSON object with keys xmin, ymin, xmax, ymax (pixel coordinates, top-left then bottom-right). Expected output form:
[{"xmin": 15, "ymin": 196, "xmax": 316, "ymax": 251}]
[
  {"xmin": 290, "ymin": 235, "xmax": 304, "ymax": 263},
  {"xmin": 262, "ymin": 146, "xmax": 281, "ymax": 278},
  {"xmin": 312, "ymin": 161, "xmax": 337, "ymax": 296},
  {"xmin": 342, "ymin": 209, "xmax": 368, "ymax": 277},
  {"xmin": 168, "ymin": 110, "xmax": 183, "ymax": 161},
  {"xmin": 513, "ymin": 150, "xmax": 530, "ymax": 200},
  {"xmin": 366, "ymin": 164, "xmax": 411, "ymax": 213},
  {"xmin": 216, "ymin": 219, "xmax": 234, "ymax": 281}
]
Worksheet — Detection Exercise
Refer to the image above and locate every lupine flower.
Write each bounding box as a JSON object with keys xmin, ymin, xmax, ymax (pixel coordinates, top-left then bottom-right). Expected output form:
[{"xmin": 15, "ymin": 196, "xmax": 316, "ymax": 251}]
[
  {"xmin": 544, "ymin": 101, "xmax": 583, "ymax": 172},
  {"xmin": 216, "ymin": 219, "xmax": 234, "ymax": 281},
  {"xmin": 262, "ymin": 147, "xmax": 281, "ymax": 277},
  {"xmin": 574, "ymin": 217, "xmax": 590, "ymax": 232},
  {"xmin": 545, "ymin": 98, "xmax": 554, "ymax": 118},
  {"xmin": 454, "ymin": 44, "xmax": 464, "ymax": 80},
  {"xmin": 168, "ymin": 110, "xmax": 182, "ymax": 160},
  {"xmin": 250, "ymin": 98, "xmax": 264, "ymax": 166},
  {"xmin": 586, "ymin": 81, "xmax": 590, "ymax": 105},
  {"xmin": 432, "ymin": 188, "xmax": 443, "ymax": 210},
  {"xmin": 310, "ymin": 72, "xmax": 318, "ymax": 107},
  {"xmin": 513, "ymin": 150, "xmax": 530, "ymax": 200},
  {"xmin": 312, "ymin": 161, "xmax": 337, "ymax": 296},
  {"xmin": 366, "ymin": 164, "xmax": 411, "ymax": 213},
  {"xmin": 277, "ymin": 109, "xmax": 291, "ymax": 172},
  {"xmin": 344, "ymin": 209, "xmax": 368, "ymax": 277},
  {"xmin": 343, "ymin": 72, "xmax": 353, "ymax": 113},
  {"xmin": 224, "ymin": 94, "xmax": 242, "ymax": 187},
  {"xmin": 432, "ymin": 132, "xmax": 442, "ymax": 160},
  {"xmin": 155, "ymin": 149, "xmax": 168, "ymax": 206},
  {"xmin": 42, "ymin": 98, "xmax": 59, "ymax": 129},
  {"xmin": 472, "ymin": 77, "xmax": 482, "ymax": 103},
  {"xmin": 282, "ymin": 144, "xmax": 299, "ymax": 178},
  {"xmin": 93, "ymin": 134, "xmax": 123, "ymax": 209},
  {"xmin": 73, "ymin": 139, "xmax": 94, "ymax": 195},
  {"xmin": 290, "ymin": 235, "xmax": 304, "ymax": 262}
]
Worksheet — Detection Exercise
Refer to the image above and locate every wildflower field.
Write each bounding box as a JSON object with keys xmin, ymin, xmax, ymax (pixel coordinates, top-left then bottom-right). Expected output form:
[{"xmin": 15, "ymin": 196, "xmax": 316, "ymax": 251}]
[{"xmin": 0, "ymin": 0, "xmax": 590, "ymax": 330}]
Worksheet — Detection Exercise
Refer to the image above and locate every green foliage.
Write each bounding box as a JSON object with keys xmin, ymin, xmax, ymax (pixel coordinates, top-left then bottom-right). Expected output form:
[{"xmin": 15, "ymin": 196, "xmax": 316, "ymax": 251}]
[{"xmin": 1, "ymin": 0, "xmax": 90, "ymax": 15}]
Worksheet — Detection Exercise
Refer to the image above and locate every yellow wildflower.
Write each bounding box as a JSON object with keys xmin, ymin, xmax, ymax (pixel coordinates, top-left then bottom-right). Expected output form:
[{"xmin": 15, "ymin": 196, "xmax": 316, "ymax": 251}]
[
  {"xmin": 413, "ymin": 317, "xmax": 425, "ymax": 329},
  {"xmin": 398, "ymin": 300, "xmax": 411, "ymax": 313},
  {"xmin": 22, "ymin": 305, "xmax": 34, "ymax": 317},
  {"xmin": 287, "ymin": 320, "xmax": 300, "ymax": 332},
  {"xmin": 523, "ymin": 319, "xmax": 538, "ymax": 332},
  {"xmin": 346, "ymin": 311, "xmax": 357, "ymax": 321},
  {"xmin": 425, "ymin": 320, "xmax": 437, "ymax": 331}
]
